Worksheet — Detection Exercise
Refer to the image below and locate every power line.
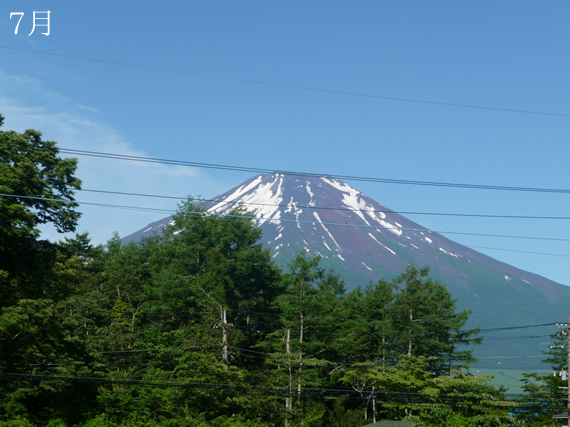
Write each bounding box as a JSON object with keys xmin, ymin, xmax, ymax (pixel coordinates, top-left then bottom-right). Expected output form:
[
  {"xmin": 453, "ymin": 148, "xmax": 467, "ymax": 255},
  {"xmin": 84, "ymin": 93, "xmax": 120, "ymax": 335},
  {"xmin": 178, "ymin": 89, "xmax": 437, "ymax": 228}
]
[
  {"xmin": 79, "ymin": 188, "xmax": 570, "ymax": 221},
  {"xmin": 48, "ymin": 191, "xmax": 570, "ymax": 257},
  {"xmin": 468, "ymin": 246, "xmax": 570, "ymax": 259},
  {"xmin": 0, "ymin": 372, "xmax": 522, "ymax": 404},
  {"xmin": 59, "ymin": 148, "xmax": 570, "ymax": 194},
  {"xmin": 483, "ymin": 334, "xmax": 552, "ymax": 341},
  {"xmin": 481, "ymin": 323, "xmax": 558, "ymax": 333},
  {"xmin": 3, "ymin": 193, "xmax": 570, "ymax": 244},
  {"xmin": 1, "ymin": 44, "xmax": 569, "ymax": 118},
  {"xmin": 474, "ymin": 354, "xmax": 545, "ymax": 360}
]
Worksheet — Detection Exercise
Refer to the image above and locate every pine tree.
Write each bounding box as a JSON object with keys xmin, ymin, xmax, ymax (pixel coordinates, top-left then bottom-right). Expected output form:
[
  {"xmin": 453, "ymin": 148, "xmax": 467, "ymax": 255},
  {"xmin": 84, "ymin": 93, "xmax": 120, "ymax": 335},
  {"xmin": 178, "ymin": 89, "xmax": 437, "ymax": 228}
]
[
  {"xmin": 391, "ymin": 265, "xmax": 481, "ymax": 375},
  {"xmin": 517, "ymin": 328, "xmax": 568, "ymax": 425}
]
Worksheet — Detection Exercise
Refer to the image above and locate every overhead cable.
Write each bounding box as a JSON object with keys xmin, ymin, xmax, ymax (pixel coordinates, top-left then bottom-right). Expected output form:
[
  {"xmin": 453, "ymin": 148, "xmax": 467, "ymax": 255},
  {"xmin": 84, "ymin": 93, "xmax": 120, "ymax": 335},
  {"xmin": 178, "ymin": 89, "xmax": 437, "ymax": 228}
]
[
  {"xmin": 0, "ymin": 372, "xmax": 522, "ymax": 404},
  {"xmin": 1, "ymin": 44, "xmax": 569, "ymax": 118},
  {"xmin": 59, "ymin": 148, "xmax": 570, "ymax": 194},
  {"xmin": 480, "ymin": 323, "xmax": 558, "ymax": 332},
  {"xmin": 2, "ymin": 193, "xmax": 570, "ymax": 244},
  {"xmin": 79, "ymin": 188, "xmax": 570, "ymax": 220}
]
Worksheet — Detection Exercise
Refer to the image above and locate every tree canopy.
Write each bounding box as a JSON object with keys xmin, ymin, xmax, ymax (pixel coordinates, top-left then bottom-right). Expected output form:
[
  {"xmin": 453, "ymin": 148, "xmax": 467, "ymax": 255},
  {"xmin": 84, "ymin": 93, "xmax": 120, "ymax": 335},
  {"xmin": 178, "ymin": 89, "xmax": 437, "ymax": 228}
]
[
  {"xmin": 0, "ymin": 115, "xmax": 81, "ymax": 306},
  {"xmin": 0, "ymin": 114, "xmax": 81, "ymax": 238},
  {"xmin": 0, "ymin": 113, "xmax": 518, "ymax": 426},
  {"xmin": 516, "ymin": 329, "xmax": 568, "ymax": 425}
]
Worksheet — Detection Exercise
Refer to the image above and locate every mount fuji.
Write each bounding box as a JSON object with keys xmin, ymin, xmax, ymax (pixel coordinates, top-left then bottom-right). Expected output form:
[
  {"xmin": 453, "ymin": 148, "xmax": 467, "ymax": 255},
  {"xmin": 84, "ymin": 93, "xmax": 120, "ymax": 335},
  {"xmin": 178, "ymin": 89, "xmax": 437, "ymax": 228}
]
[{"xmin": 123, "ymin": 173, "xmax": 570, "ymax": 369}]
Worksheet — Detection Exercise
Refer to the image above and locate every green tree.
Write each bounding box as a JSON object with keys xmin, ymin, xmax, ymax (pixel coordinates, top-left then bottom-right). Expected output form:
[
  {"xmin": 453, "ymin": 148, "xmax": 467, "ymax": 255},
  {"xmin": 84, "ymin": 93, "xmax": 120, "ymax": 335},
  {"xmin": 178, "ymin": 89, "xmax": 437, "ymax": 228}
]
[
  {"xmin": 375, "ymin": 356, "xmax": 436, "ymax": 421},
  {"xmin": 0, "ymin": 113, "xmax": 81, "ymax": 306},
  {"xmin": 391, "ymin": 265, "xmax": 481, "ymax": 375},
  {"xmin": 266, "ymin": 252, "xmax": 324, "ymax": 425},
  {"xmin": 80, "ymin": 199, "xmax": 285, "ymax": 425},
  {"xmin": 142, "ymin": 199, "xmax": 283, "ymax": 366},
  {"xmin": 338, "ymin": 279, "xmax": 396, "ymax": 367},
  {"xmin": 0, "ymin": 299, "xmax": 96, "ymax": 425},
  {"xmin": 0, "ymin": 114, "xmax": 95, "ymax": 425},
  {"xmin": 516, "ymin": 329, "xmax": 568, "ymax": 426},
  {"xmin": 338, "ymin": 361, "xmax": 384, "ymax": 422},
  {"xmin": 425, "ymin": 370, "xmax": 514, "ymax": 426},
  {"xmin": 263, "ymin": 254, "xmax": 347, "ymax": 425}
]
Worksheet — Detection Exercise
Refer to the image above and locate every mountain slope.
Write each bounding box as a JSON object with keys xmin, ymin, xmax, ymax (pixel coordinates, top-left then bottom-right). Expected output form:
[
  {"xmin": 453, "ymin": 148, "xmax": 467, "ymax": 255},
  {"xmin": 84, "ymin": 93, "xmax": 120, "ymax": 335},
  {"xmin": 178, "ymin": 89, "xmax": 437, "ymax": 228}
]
[{"xmin": 123, "ymin": 173, "xmax": 570, "ymax": 369}]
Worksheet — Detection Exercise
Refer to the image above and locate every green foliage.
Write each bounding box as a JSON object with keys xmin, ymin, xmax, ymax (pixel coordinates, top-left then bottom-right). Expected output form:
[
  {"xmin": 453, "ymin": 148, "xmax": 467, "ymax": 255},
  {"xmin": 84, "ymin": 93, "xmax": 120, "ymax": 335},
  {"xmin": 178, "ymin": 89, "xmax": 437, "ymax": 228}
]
[
  {"xmin": 323, "ymin": 400, "xmax": 368, "ymax": 426},
  {"xmin": 0, "ymin": 119, "xmax": 80, "ymax": 237},
  {"xmin": 146, "ymin": 200, "xmax": 283, "ymax": 342},
  {"xmin": 338, "ymin": 279, "xmax": 396, "ymax": 366},
  {"xmin": 0, "ymin": 116, "xmax": 81, "ymax": 307},
  {"xmin": 424, "ymin": 370, "xmax": 513, "ymax": 426},
  {"xmin": 0, "ymin": 299, "xmax": 97, "ymax": 425},
  {"xmin": 516, "ymin": 330, "xmax": 568, "ymax": 426},
  {"xmin": 391, "ymin": 265, "xmax": 481, "ymax": 375},
  {"xmin": 0, "ymin": 120, "xmax": 501, "ymax": 426},
  {"xmin": 336, "ymin": 356, "xmax": 514, "ymax": 426}
]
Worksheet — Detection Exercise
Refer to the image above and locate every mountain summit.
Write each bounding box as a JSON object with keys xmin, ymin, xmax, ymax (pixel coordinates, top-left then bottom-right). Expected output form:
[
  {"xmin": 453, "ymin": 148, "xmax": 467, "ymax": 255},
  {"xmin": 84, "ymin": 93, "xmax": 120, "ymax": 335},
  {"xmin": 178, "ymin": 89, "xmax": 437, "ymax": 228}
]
[{"xmin": 124, "ymin": 173, "xmax": 570, "ymax": 368}]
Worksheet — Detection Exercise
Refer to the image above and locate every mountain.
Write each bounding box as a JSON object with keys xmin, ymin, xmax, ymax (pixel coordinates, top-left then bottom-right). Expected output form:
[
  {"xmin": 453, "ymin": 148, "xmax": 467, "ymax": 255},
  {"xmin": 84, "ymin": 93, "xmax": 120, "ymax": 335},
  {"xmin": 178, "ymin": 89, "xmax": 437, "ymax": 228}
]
[{"xmin": 123, "ymin": 173, "xmax": 570, "ymax": 369}]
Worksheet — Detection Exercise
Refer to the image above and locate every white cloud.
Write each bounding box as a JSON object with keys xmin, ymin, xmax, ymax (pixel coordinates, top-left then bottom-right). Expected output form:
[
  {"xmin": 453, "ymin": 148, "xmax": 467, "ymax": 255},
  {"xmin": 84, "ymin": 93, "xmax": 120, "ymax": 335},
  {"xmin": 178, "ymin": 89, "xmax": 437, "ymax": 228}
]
[{"xmin": 0, "ymin": 71, "xmax": 228, "ymax": 245}]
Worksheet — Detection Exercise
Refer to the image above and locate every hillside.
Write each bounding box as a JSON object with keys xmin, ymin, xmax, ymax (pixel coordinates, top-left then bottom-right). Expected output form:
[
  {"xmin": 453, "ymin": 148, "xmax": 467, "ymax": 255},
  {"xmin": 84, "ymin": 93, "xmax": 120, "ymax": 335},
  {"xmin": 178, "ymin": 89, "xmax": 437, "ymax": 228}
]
[{"xmin": 123, "ymin": 173, "xmax": 570, "ymax": 369}]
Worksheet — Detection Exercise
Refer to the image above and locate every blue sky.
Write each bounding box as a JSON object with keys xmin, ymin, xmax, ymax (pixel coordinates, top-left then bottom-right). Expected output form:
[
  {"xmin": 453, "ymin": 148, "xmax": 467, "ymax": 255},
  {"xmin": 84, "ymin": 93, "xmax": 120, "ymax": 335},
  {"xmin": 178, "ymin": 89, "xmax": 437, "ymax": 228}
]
[{"xmin": 0, "ymin": 1, "xmax": 569, "ymax": 286}]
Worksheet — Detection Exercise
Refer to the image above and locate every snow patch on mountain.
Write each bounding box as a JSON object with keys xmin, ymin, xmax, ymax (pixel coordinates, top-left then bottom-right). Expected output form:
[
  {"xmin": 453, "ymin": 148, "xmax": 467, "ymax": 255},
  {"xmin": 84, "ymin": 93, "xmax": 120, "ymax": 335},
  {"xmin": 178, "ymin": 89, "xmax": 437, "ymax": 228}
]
[
  {"xmin": 306, "ymin": 181, "xmax": 314, "ymax": 198},
  {"xmin": 210, "ymin": 174, "xmax": 284, "ymax": 224},
  {"xmin": 284, "ymin": 198, "xmax": 296, "ymax": 213},
  {"xmin": 379, "ymin": 220, "xmax": 403, "ymax": 236},
  {"xmin": 321, "ymin": 177, "xmax": 402, "ymax": 236},
  {"xmin": 322, "ymin": 177, "xmax": 373, "ymax": 225},
  {"xmin": 439, "ymin": 247, "xmax": 460, "ymax": 258},
  {"xmin": 313, "ymin": 212, "xmax": 341, "ymax": 250},
  {"xmin": 321, "ymin": 176, "xmax": 353, "ymax": 193},
  {"xmin": 368, "ymin": 232, "xmax": 396, "ymax": 255},
  {"xmin": 210, "ymin": 175, "xmax": 264, "ymax": 212},
  {"xmin": 294, "ymin": 207, "xmax": 303, "ymax": 229}
]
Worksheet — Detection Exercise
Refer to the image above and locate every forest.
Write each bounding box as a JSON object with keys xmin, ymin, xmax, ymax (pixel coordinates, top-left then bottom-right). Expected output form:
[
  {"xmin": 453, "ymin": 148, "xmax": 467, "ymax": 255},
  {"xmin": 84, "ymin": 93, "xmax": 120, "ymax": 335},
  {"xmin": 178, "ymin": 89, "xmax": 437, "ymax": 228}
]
[{"xmin": 0, "ymin": 114, "xmax": 567, "ymax": 426}]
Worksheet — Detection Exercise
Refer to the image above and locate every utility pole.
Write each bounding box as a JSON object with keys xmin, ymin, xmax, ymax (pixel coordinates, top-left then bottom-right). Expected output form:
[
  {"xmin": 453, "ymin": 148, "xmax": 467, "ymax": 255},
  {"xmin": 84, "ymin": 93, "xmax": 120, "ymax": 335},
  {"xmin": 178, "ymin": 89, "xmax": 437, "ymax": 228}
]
[{"xmin": 567, "ymin": 312, "xmax": 569, "ymax": 425}]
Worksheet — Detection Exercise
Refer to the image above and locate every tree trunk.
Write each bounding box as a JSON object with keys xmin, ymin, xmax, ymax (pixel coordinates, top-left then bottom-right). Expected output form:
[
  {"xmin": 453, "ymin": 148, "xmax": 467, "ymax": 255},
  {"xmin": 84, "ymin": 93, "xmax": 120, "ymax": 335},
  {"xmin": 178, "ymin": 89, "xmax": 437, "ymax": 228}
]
[
  {"xmin": 222, "ymin": 307, "xmax": 228, "ymax": 369},
  {"xmin": 408, "ymin": 309, "xmax": 413, "ymax": 356},
  {"xmin": 285, "ymin": 329, "xmax": 292, "ymax": 427}
]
